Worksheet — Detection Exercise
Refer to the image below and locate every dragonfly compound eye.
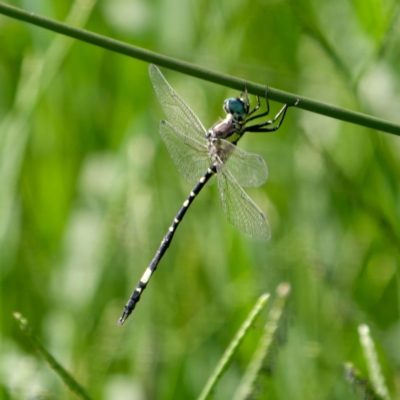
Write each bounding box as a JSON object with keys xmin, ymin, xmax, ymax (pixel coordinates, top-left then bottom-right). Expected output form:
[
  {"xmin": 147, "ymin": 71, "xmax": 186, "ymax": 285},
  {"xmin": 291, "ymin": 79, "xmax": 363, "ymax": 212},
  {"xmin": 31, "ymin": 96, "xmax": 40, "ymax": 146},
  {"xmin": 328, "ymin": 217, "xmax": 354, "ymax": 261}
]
[{"xmin": 224, "ymin": 98, "xmax": 247, "ymax": 121}]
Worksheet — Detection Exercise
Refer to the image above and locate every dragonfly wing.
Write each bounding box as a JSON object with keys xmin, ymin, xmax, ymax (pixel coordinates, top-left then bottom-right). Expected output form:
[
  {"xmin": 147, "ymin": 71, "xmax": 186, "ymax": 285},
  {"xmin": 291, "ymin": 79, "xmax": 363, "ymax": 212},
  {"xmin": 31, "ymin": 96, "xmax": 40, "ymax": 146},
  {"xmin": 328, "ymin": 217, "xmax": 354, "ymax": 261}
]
[
  {"xmin": 217, "ymin": 165, "xmax": 270, "ymax": 241},
  {"xmin": 160, "ymin": 120, "xmax": 212, "ymax": 185},
  {"xmin": 149, "ymin": 64, "xmax": 207, "ymax": 144},
  {"xmin": 217, "ymin": 139, "xmax": 268, "ymax": 187}
]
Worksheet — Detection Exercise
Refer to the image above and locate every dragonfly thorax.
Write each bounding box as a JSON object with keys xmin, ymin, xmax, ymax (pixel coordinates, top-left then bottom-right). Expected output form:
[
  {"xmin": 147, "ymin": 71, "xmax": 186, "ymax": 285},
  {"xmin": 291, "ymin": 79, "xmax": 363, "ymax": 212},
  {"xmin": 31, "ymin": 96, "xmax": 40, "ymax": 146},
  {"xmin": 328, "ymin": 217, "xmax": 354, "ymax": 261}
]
[{"xmin": 206, "ymin": 113, "xmax": 242, "ymax": 144}]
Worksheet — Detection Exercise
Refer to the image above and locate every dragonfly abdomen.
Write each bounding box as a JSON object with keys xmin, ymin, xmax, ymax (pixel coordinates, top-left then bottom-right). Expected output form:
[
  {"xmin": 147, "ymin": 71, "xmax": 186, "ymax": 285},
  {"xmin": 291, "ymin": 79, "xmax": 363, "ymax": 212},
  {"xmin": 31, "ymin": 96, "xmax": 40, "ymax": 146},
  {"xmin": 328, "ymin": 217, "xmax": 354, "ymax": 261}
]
[{"xmin": 118, "ymin": 166, "xmax": 216, "ymax": 325}]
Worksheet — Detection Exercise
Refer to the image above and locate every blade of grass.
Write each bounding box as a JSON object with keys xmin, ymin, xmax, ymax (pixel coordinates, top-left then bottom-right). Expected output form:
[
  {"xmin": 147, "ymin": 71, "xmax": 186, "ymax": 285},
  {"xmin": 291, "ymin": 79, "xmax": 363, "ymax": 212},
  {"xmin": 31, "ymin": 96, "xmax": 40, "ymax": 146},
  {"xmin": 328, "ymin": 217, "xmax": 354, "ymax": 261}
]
[
  {"xmin": 197, "ymin": 293, "xmax": 270, "ymax": 400},
  {"xmin": 232, "ymin": 283, "xmax": 291, "ymax": 400},
  {"xmin": 358, "ymin": 324, "xmax": 391, "ymax": 400},
  {"xmin": 352, "ymin": 4, "xmax": 400, "ymax": 89},
  {"xmin": 13, "ymin": 312, "xmax": 93, "ymax": 400},
  {"xmin": 0, "ymin": 2, "xmax": 399, "ymax": 136},
  {"xmin": 288, "ymin": 0, "xmax": 352, "ymax": 83},
  {"xmin": 0, "ymin": 0, "xmax": 97, "ymax": 256}
]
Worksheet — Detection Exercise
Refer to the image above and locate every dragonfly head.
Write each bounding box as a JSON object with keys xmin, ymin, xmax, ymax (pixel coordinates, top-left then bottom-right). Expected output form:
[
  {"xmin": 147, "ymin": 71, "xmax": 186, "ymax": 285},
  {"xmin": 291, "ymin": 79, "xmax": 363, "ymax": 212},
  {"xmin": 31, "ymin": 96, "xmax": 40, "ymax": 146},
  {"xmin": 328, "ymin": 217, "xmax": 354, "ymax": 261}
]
[{"xmin": 223, "ymin": 97, "xmax": 248, "ymax": 122}]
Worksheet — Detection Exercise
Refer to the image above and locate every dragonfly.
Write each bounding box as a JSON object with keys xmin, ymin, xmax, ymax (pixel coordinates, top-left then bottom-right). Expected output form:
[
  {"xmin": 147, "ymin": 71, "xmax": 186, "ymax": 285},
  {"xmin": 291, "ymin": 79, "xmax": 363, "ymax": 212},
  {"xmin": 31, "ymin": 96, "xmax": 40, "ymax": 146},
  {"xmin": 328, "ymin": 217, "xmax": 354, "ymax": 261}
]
[{"xmin": 118, "ymin": 64, "xmax": 298, "ymax": 325}]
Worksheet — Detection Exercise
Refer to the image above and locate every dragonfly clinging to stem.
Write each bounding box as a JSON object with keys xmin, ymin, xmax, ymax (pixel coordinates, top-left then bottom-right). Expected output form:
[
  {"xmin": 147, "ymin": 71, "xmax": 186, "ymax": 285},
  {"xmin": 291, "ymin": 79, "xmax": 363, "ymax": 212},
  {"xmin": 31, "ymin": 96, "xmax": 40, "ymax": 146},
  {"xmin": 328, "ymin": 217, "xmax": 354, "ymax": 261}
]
[{"xmin": 118, "ymin": 64, "xmax": 298, "ymax": 325}]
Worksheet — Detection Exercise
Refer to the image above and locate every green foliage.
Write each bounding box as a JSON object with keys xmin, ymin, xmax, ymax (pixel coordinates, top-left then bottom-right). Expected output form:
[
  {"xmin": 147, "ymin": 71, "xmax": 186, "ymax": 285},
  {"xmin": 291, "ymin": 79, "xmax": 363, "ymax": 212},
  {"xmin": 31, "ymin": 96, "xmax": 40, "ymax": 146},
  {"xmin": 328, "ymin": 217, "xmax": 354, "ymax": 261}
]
[
  {"xmin": 13, "ymin": 313, "xmax": 92, "ymax": 400},
  {"xmin": 198, "ymin": 293, "xmax": 270, "ymax": 400},
  {"xmin": 0, "ymin": 0, "xmax": 399, "ymax": 398}
]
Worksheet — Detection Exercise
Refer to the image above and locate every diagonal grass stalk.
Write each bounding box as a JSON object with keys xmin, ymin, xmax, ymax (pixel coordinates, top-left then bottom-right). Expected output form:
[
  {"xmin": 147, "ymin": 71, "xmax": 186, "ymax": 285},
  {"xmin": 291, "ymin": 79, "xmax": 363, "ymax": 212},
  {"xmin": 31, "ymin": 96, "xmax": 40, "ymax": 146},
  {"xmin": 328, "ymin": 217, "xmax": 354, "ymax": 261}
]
[
  {"xmin": 0, "ymin": 0, "xmax": 97, "ymax": 258},
  {"xmin": 233, "ymin": 283, "xmax": 291, "ymax": 400},
  {"xmin": 197, "ymin": 293, "xmax": 270, "ymax": 400},
  {"xmin": 13, "ymin": 312, "xmax": 93, "ymax": 400},
  {"xmin": 358, "ymin": 324, "xmax": 391, "ymax": 400},
  {"xmin": 0, "ymin": 2, "xmax": 399, "ymax": 136}
]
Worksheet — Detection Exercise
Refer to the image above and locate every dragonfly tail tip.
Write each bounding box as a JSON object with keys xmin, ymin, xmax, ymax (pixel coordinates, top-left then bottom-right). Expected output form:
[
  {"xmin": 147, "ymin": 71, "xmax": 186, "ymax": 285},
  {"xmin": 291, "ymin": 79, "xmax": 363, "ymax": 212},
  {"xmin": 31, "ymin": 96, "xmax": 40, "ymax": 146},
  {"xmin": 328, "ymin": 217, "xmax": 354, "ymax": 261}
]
[{"xmin": 118, "ymin": 312, "xmax": 129, "ymax": 326}]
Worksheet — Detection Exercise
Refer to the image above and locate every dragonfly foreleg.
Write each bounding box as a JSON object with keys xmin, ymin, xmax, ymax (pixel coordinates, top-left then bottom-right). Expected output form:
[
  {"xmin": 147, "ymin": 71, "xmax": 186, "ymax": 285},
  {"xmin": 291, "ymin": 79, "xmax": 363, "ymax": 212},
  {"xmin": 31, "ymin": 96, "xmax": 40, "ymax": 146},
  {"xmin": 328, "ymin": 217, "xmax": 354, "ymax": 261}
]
[{"xmin": 243, "ymin": 98, "xmax": 299, "ymax": 133}]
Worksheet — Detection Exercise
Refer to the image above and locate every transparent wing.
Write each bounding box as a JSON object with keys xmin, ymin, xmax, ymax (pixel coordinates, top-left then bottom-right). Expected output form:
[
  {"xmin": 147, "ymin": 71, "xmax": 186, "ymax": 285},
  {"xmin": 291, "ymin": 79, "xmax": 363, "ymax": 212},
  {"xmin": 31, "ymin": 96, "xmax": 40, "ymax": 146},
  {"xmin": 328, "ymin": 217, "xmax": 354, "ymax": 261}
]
[
  {"xmin": 217, "ymin": 166, "xmax": 270, "ymax": 241},
  {"xmin": 160, "ymin": 120, "xmax": 212, "ymax": 185},
  {"xmin": 217, "ymin": 139, "xmax": 268, "ymax": 187},
  {"xmin": 149, "ymin": 64, "xmax": 207, "ymax": 143}
]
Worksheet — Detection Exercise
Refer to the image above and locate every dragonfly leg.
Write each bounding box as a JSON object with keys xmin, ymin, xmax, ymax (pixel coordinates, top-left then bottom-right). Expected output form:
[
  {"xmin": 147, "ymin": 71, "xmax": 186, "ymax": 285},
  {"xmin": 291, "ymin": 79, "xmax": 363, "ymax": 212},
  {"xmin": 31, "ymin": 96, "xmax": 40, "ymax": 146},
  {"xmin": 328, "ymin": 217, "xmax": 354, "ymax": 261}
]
[
  {"xmin": 246, "ymin": 93, "xmax": 261, "ymax": 118},
  {"xmin": 243, "ymin": 98, "xmax": 299, "ymax": 133},
  {"xmin": 240, "ymin": 83, "xmax": 260, "ymax": 117},
  {"xmin": 245, "ymin": 87, "xmax": 271, "ymax": 123}
]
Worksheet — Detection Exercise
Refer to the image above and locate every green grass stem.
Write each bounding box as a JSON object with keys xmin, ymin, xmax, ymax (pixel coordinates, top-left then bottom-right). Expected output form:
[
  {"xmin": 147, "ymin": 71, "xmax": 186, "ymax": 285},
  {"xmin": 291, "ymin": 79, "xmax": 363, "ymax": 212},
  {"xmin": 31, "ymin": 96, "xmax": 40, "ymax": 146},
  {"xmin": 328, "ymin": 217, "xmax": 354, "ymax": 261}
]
[
  {"xmin": 13, "ymin": 312, "xmax": 93, "ymax": 400},
  {"xmin": 358, "ymin": 324, "xmax": 391, "ymax": 400},
  {"xmin": 197, "ymin": 293, "xmax": 270, "ymax": 400},
  {"xmin": 0, "ymin": 2, "xmax": 399, "ymax": 136},
  {"xmin": 232, "ymin": 283, "xmax": 291, "ymax": 400}
]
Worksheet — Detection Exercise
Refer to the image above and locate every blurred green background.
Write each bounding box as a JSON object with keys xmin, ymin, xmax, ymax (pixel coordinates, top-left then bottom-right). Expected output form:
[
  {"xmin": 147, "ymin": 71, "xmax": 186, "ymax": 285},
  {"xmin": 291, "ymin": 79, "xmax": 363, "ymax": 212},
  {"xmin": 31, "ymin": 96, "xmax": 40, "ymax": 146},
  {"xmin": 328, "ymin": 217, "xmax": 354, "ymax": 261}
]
[{"xmin": 1, "ymin": 0, "xmax": 400, "ymax": 398}]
